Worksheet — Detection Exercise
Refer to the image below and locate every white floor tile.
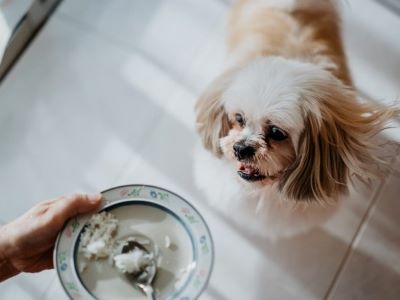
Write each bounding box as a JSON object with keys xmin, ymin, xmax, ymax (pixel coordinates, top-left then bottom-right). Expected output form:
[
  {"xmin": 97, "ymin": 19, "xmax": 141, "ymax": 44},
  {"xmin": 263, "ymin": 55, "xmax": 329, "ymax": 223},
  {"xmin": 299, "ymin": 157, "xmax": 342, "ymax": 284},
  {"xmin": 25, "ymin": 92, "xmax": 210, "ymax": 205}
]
[
  {"xmin": 0, "ymin": 14, "xmax": 170, "ymax": 220},
  {"xmin": 57, "ymin": 0, "xmax": 227, "ymax": 94},
  {"xmin": 42, "ymin": 276, "xmax": 69, "ymax": 300},
  {"xmin": 341, "ymin": 0, "xmax": 400, "ymax": 102},
  {"xmin": 0, "ymin": 281, "xmax": 37, "ymax": 300},
  {"xmin": 0, "ymin": 270, "xmax": 55, "ymax": 300},
  {"xmin": 329, "ymin": 157, "xmax": 400, "ymax": 300},
  {"xmin": 57, "ymin": 0, "xmax": 166, "ymax": 45}
]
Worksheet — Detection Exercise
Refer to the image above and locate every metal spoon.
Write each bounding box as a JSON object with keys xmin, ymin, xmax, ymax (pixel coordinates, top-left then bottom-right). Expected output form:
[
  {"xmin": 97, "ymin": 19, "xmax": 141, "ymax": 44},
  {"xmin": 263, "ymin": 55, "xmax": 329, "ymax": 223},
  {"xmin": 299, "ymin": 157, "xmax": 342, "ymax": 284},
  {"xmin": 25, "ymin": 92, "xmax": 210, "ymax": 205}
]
[{"xmin": 121, "ymin": 240, "xmax": 157, "ymax": 300}]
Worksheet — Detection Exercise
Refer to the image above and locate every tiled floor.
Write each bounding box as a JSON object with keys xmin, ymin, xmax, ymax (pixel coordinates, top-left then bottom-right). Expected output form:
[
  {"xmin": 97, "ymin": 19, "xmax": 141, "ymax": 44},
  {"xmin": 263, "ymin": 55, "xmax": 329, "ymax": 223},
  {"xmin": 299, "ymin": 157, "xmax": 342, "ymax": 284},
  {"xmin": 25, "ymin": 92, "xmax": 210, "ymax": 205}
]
[{"xmin": 0, "ymin": 0, "xmax": 399, "ymax": 299}]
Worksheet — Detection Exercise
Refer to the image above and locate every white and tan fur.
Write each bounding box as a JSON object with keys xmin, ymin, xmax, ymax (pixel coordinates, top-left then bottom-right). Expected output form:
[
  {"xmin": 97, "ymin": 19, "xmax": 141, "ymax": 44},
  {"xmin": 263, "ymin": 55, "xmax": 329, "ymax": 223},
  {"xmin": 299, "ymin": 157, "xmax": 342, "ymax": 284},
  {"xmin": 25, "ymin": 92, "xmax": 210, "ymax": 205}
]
[{"xmin": 194, "ymin": 0, "xmax": 398, "ymax": 238}]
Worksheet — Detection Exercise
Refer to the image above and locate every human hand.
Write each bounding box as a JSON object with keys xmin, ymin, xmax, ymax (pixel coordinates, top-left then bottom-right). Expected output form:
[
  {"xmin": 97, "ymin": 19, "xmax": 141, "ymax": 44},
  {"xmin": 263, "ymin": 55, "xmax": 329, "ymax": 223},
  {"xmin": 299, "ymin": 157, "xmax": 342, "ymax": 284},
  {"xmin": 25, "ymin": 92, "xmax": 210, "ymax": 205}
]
[{"xmin": 0, "ymin": 193, "xmax": 101, "ymax": 281}]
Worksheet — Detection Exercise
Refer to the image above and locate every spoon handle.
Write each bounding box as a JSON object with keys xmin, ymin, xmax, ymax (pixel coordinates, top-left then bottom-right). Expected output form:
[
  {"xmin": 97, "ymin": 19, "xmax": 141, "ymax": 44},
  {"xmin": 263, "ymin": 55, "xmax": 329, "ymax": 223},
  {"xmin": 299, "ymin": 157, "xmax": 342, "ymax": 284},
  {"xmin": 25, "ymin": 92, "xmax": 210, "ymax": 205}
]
[{"xmin": 139, "ymin": 284, "xmax": 156, "ymax": 300}]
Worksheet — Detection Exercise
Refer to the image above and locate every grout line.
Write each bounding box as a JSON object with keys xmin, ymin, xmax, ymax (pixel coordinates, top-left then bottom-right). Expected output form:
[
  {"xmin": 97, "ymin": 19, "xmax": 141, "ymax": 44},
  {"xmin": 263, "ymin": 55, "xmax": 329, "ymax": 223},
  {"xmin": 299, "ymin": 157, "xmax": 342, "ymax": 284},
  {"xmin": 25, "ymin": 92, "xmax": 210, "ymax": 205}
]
[
  {"xmin": 38, "ymin": 273, "xmax": 57, "ymax": 300},
  {"xmin": 323, "ymin": 181, "xmax": 385, "ymax": 299},
  {"xmin": 323, "ymin": 154, "xmax": 398, "ymax": 300}
]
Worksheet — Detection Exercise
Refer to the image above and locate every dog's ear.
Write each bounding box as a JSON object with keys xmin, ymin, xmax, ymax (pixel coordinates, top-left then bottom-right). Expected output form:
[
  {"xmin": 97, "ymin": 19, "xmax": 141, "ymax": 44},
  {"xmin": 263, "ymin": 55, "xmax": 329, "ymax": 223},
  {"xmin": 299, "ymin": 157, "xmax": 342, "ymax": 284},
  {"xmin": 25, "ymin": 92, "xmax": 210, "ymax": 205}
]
[
  {"xmin": 280, "ymin": 109, "xmax": 348, "ymax": 202},
  {"xmin": 280, "ymin": 77, "xmax": 398, "ymax": 202},
  {"xmin": 195, "ymin": 70, "xmax": 234, "ymax": 157}
]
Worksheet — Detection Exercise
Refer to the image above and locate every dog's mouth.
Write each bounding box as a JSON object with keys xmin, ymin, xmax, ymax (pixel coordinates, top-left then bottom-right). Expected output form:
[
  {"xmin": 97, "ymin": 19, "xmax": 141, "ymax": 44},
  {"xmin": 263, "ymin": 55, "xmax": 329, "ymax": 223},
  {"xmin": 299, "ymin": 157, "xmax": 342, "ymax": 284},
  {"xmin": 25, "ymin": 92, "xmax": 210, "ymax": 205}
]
[{"xmin": 237, "ymin": 162, "xmax": 266, "ymax": 182}]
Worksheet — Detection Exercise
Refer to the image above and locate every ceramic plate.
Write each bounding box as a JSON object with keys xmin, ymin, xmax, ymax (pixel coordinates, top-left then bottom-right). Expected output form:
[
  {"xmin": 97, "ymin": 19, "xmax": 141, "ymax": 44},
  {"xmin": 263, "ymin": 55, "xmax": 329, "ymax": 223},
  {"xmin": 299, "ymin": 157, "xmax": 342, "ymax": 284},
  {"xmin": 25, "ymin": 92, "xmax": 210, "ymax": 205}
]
[{"xmin": 54, "ymin": 185, "xmax": 214, "ymax": 300}]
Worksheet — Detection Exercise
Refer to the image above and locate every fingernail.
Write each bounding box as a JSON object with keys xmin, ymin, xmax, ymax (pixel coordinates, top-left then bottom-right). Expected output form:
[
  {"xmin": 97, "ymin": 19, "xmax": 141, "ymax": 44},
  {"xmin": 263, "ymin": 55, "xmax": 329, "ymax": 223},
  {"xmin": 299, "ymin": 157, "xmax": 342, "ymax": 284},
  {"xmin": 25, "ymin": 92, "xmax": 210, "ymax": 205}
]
[{"xmin": 87, "ymin": 193, "xmax": 102, "ymax": 204}]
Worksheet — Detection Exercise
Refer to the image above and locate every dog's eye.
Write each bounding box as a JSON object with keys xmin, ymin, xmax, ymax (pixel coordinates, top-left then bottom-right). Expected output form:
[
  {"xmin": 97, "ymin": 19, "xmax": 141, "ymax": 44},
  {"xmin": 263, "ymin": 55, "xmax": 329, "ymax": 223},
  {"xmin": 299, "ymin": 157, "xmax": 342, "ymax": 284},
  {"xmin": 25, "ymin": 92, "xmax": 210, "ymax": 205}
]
[
  {"xmin": 269, "ymin": 126, "xmax": 287, "ymax": 141},
  {"xmin": 235, "ymin": 113, "xmax": 245, "ymax": 127}
]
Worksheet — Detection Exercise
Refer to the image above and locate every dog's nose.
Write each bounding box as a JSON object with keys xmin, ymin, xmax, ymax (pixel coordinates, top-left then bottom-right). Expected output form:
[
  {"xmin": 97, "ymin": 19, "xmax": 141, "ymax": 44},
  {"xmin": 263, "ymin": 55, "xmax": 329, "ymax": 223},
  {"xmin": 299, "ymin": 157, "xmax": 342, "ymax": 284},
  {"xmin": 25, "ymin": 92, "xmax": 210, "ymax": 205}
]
[{"xmin": 233, "ymin": 142, "xmax": 255, "ymax": 160}]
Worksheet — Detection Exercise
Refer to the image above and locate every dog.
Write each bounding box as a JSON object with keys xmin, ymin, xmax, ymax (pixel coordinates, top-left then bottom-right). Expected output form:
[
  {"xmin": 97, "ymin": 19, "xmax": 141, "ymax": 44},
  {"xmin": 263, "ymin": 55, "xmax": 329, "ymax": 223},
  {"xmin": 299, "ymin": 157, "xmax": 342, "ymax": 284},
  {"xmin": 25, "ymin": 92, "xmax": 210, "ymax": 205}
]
[{"xmin": 194, "ymin": 0, "xmax": 398, "ymax": 238}]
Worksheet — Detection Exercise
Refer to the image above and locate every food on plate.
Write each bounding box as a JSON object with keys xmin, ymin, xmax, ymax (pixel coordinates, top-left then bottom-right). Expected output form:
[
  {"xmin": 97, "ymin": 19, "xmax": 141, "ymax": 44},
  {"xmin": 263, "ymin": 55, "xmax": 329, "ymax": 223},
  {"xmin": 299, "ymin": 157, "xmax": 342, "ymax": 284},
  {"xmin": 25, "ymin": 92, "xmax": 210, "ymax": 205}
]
[
  {"xmin": 78, "ymin": 212, "xmax": 165, "ymax": 278},
  {"xmin": 79, "ymin": 212, "xmax": 118, "ymax": 259},
  {"xmin": 114, "ymin": 247, "xmax": 153, "ymax": 274}
]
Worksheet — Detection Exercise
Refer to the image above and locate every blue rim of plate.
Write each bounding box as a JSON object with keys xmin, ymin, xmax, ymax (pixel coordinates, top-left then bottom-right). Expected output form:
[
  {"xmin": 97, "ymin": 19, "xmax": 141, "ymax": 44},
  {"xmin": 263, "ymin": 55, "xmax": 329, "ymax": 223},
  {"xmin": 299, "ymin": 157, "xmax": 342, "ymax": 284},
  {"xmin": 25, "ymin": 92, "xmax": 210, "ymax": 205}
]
[{"xmin": 54, "ymin": 184, "xmax": 214, "ymax": 300}]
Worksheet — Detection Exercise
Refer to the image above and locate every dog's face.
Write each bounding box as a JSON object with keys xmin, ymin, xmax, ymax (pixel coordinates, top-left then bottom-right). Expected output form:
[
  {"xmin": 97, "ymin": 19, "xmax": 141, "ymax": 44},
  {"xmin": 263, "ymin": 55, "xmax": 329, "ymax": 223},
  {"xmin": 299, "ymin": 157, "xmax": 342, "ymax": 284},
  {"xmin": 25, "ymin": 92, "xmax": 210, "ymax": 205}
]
[
  {"xmin": 196, "ymin": 57, "xmax": 392, "ymax": 202},
  {"xmin": 220, "ymin": 60, "xmax": 316, "ymax": 185},
  {"xmin": 219, "ymin": 59, "xmax": 306, "ymax": 185},
  {"xmin": 220, "ymin": 101, "xmax": 298, "ymax": 185}
]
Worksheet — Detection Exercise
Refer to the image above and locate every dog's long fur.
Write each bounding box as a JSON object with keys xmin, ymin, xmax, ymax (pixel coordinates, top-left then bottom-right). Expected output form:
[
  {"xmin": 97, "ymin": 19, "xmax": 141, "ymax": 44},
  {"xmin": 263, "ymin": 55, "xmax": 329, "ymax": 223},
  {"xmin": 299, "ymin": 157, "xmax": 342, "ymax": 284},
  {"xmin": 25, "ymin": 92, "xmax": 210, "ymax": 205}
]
[{"xmin": 194, "ymin": 0, "xmax": 398, "ymax": 237}]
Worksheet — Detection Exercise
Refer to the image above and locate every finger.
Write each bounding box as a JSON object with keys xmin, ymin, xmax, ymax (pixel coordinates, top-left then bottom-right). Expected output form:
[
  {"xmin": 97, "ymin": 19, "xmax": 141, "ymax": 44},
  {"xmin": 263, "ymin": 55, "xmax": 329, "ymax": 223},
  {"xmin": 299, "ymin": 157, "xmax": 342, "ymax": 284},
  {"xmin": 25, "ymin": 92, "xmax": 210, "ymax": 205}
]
[{"xmin": 57, "ymin": 193, "xmax": 102, "ymax": 219}]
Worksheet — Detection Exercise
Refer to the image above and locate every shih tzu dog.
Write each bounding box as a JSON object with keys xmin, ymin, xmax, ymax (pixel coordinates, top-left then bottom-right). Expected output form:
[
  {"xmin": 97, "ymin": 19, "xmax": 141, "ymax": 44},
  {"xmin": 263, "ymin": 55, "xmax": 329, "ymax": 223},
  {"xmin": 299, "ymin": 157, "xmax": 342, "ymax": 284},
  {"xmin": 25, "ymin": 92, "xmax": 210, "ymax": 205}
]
[{"xmin": 194, "ymin": 0, "xmax": 398, "ymax": 238}]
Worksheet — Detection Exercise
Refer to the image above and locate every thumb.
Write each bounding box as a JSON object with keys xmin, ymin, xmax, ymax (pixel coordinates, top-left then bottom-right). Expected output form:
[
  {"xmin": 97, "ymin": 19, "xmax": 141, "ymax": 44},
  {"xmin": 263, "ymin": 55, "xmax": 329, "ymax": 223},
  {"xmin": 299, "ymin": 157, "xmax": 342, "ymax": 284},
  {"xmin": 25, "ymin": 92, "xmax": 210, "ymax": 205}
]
[{"xmin": 59, "ymin": 193, "xmax": 102, "ymax": 219}]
